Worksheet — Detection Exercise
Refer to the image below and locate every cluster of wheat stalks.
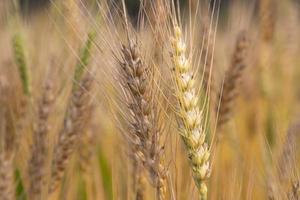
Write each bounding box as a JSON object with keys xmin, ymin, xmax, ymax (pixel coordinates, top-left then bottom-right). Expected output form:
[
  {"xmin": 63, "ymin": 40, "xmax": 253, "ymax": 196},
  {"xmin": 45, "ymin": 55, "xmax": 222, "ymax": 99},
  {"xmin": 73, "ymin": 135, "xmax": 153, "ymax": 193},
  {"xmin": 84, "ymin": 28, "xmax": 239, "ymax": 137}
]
[{"xmin": 0, "ymin": 0, "xmax": 299, "ymax": 199}]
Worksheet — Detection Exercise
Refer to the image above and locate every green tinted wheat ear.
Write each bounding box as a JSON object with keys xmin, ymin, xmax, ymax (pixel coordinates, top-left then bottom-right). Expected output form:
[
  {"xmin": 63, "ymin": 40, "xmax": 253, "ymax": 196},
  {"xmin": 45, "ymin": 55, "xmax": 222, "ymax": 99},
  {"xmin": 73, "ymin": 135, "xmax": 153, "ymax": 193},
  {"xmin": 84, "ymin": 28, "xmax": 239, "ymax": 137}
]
[
  {"xmin": 28, "ymin": 80, "xmax": 54, "ymax": 200},
  {"xmin": 12, "ymin": 34, "xmax": 30, "ymax": 96},
  {"xmin": 216, "ymin": 31, "xmax": 250, "ymax": 129},
  {"xmin": 74, "ymin": 31, "xmax": 96, "ymax": 85},
  {"xmin": 119, "ymin": 41, "xmax": 166, "ymax": 200},
  {"xmin": 49, "ymin": 73, "xmax": 94, "ymax": 195},
  {"xmin": 171, "ymin": 26, "xmax": 210, "ymax": 200}
]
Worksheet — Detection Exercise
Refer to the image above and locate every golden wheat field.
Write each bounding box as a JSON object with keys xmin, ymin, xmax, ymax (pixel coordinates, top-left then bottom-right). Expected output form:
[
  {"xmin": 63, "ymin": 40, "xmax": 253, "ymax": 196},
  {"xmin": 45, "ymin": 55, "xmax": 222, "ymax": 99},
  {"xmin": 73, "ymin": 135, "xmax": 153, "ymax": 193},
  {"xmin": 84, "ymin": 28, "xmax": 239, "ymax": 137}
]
[{"xmin": 0, "ymin": 0, "xmax": 299, "ymax": 199}]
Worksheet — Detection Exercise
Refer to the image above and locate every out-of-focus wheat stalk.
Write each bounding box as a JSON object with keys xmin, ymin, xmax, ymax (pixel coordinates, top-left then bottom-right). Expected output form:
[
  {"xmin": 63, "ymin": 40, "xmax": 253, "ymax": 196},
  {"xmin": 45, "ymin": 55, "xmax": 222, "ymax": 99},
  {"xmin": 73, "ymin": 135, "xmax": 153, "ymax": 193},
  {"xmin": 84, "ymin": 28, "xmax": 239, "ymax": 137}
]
[
  {"xmin": 63, "ymin": 0, "xmax": 83, "ymax": 49},
  {"xmin": 0, "ymin": 76, "xmax": 16, "ymax": 200},
  {"xmin": 78, "ymin": 117, "xmax": 94, "ymax": 173},
  {"xmin": 49, "ymin": 31, "xmax": 95, "ymax": 195},
  {"xmin": 278, "ymin": 120, "xmax": 299, "ymax": 182},
  {"xmin": 277, "ymin": 120, "xmax": 300, "ymax": 199},
  {"xmin": 289, "ymin": 181, "xmax": 299, "ymax": 200},
  {"xmin": 74, "ymin": 31, "xmax": 96, "ymax": 85},
  {"xmin": 28, "ymin": 80, "xmax": 55, "ymax": 200},
  {"xmin": 49, "ymin": 72, "xmax": 94, "ymax": 195},
  {"xmin": 216, "ymin": 31, "xmax": 250, "ymax": 130},
  {"xmin": 12, "ymin": 33, "xmax": 30, "ymax": 96},
  {"xmin": 171, "ymin": 26, "xmax": 210, "ymax": 200},
  {"xmin": 259, "ymin": 0, "xmax": 276, "ymax": 42}
]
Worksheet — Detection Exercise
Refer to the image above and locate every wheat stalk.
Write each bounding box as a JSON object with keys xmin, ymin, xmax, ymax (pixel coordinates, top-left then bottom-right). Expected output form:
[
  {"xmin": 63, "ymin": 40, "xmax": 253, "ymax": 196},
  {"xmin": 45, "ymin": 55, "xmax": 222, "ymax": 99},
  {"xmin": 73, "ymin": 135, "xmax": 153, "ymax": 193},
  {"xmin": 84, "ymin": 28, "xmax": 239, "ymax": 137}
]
[
  {"xmin": 0, "ymin": 150, "xmax": 15, "ymax": 200},
  {"xmin": 28, "ymin": 80, "xmax": 54, "ymax": 200},
  {"xmin": 118, "ymin": 40, "xmax": 166, "ymax": 200},
  {"xmin": 12, "ymin": 33, "xmax": 30, "ymax": 96},
  {"xmin": 171, "ymin": 26, "xmax": 210, "ymax": 200},
  {"xmin": 278, "ymin": 121, "xmax": 299, "ymax": 182},
  {"xmin": 49, "ymin": 30, "xmax": 95, "ymax": 194},
  {"xmin": 289, "ymin": 181, "xmax": 299, "ymax": 200},
  {"xmin": 74, "ymin": 31, "xmax": 96, "ymax": 85},
  {"xmin": 0, "ymin": 76, "xmax": 16, "ymax": 200},
  {"xmin": 49, "ymin": 72, "xmax": 94, "ymax": 195},
  {"xmin": 259, "ymin": 0, "xmax": 276, "ymax": 42},
  {"xmin": 216, "ymin": 30, "xmax": 250, "ymax": 129}
]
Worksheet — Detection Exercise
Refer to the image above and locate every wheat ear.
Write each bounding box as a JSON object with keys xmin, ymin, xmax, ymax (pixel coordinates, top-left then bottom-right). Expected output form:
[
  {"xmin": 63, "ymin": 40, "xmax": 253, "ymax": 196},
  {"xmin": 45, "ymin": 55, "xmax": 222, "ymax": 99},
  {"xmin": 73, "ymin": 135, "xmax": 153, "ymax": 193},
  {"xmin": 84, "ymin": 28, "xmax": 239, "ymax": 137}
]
[
  {"xmin": 28, "ymin": 80, "xmax": 54, "ymax": 200},
  {"xmin": 49, "ymin": 31, "xmax": 95, "ymax": 194},
  {"xmin": 0, "ymin": 77, "xmax": 16, "ymax": 200},
  {"xmin": 74, "ymin": 31, "xmax": 96, "ymax": 84},
  {"xmin": 12, "ymin": 33, "xmax": 30, "ymax": 96},
  {"xmin": 119, "ymin": 41, "xmax": 166, "ymax": 200},
  {"xmin": 171, "ymin": 26, "xmax": 210, "ymax": 200},
  {"xmin": 49, "ymin": 73, "xmax": 93, "ymax": 194},
  {"xmin": 289, "ymin": 181, "xmax": 299, "ymax": 200},
  {"xmin": 259, "ymin": 0, "xmax": 275, "ymax": 42},
  {"xmin": 216, "ymin": 31, "xmax": 250, "ymax": 129},
  {"xmin": 277, "ymin": 120, "xmax": 300, "ymax": 199},
  {"xmin": 278, "ymin": 121, "xmax": 299, "ymax": 182}
]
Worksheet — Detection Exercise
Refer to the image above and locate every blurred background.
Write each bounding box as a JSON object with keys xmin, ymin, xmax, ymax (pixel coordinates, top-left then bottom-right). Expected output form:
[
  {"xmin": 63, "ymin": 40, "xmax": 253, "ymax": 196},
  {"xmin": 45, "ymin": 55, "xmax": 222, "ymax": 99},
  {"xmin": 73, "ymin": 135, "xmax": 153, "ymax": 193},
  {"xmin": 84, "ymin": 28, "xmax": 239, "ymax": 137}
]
[{"xmin": 11, "ymin": 0, "xmax": 271, "ymax": 18}]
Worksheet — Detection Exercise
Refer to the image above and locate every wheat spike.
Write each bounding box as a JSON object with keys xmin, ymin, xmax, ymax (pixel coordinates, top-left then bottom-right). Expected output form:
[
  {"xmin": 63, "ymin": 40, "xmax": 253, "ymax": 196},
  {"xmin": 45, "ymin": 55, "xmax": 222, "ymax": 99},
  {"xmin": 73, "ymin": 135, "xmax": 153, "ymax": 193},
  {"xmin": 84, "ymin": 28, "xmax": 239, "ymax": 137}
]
[
  {"xmin": 74, "ymin": 31, "xmax": 96, "ymax": 85},
  {"xmin": 12, "ymin": 33, "xmax": 30, "ymax": 96},
  {"xmin": 216, "ymin": 30, "xmax": 250, "ymax": 129},
  {"xmin": 0, "ymin": 151, "xmax": 15, "ymax": 200},
  {"xmin": 49, "ymin": 72, "xmax": 94, "ymax": 194},
  {"xmin": 0, "ymin": 76, "xmax": 16, "ymax": 200},
  {"xmin": 278, "ymin": 120, "xmax": 299, "ymax": 182},
  {"xmin": 119, "ymin": 40, "xmax": 166, "ymax": 200},
  {"xmin": 289, "ymin": 181, "xmax": 299, "ymax": 200},
  {"xmin": 28, "ymin": 80, "xmax": 54, "ymax": 200},
  {"xmin": 259, "ymin": 0, "xmax": 276, "ymax": 42},
  {"xmin": 171, "ymin": 26, "xmax": 210, "ymax": 200}
]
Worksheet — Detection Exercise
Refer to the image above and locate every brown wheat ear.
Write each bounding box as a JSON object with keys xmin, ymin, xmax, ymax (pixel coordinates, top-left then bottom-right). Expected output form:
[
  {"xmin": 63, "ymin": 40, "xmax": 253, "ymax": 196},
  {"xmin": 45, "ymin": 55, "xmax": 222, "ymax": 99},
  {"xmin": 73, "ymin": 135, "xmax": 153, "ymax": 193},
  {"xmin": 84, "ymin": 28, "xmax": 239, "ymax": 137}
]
[
  {"xmin": 289, "ymin": 181, "xmax": 299, "ymax": 200},
  {"xmin": 118, "ymin": 40, "xmax": 166, "ymax": 200},
  {"xmin": 216, "ymin": 30, "xmax": 250, "ymax": 129},
  {"xmin": 28, "ymin": 80, "xmax": 55, "ymax": 200},
  {"xmin": 278, "ymin": 120, "xmax": 300, "ymax": 182},
  {"xmin": 259, "ymin": 0, "xmax": 276, "ymax": 42},
  {"xmin": 277, "ymin": 120, "xmax": 300, "ymax": 199},
  {"xmin": 49, "ymin": 72, "xmax": 94, "ymax": 195},
  {"xmin": 0, "ymin": 76, "xmax": 16, "ymax": 200}
]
